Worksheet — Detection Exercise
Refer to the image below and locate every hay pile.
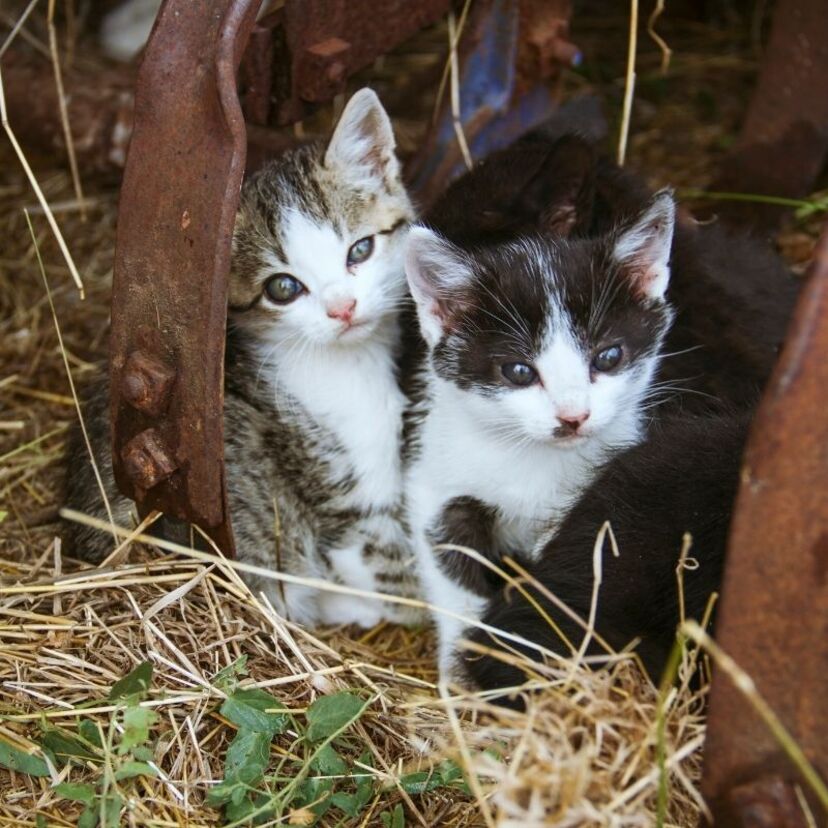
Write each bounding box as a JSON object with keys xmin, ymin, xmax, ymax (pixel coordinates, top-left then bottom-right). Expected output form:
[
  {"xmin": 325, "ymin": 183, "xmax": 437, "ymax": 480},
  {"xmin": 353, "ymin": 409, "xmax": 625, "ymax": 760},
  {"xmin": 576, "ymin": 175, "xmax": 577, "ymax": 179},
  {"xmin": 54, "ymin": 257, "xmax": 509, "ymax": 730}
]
[{"xmin": 1, "ymin": 4, "xmax": 822, "ymax": 826}]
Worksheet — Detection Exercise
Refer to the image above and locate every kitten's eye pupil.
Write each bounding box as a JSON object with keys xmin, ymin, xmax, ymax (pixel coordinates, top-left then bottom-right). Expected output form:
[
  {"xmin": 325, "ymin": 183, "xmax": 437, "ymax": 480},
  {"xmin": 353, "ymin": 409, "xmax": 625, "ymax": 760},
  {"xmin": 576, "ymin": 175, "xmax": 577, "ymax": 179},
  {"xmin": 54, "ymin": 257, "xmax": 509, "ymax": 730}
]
[
  {"xmin": 592, "ymin": 345, "xmax": 623, "ymax": 372},
  {"xmin": 347, "ymin": 236, "xmax": 374, "ymax": 267},
  {"xmin": 501, "ymin": 362, "xmax": 538, "ymax": 387},
  {"xmin": 264, "ymin": 274, "xmax": 305, "ymax": 304}
]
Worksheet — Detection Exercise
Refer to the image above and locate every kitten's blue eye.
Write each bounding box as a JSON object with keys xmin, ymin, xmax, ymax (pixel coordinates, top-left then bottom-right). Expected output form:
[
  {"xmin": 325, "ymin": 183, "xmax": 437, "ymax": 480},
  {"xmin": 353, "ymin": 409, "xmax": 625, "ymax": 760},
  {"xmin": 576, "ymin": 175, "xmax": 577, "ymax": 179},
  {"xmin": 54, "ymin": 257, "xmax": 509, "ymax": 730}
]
[
  {"xmin": 347, "ymin": 236, "xmax": 374, "ymax": 267},
  {"xmin": 264, "ymin": 274, "xmax": 306, "ymax": 304},
  {"xmin": 501, "ymin": 363, "xmax": 538, "ymax": 387},
  {"xmin": 592, "ymin": 345, "xmax": 623, "ymax": 372}
]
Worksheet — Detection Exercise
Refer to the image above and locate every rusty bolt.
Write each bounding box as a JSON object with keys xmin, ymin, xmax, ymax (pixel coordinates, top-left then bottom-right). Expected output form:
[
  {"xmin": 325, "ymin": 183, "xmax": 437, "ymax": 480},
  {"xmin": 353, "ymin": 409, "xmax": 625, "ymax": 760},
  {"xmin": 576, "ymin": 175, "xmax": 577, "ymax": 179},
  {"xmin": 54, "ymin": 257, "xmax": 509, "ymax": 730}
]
[
  {"xmin": 121, "ymin": 350, "xmax": 176, "ymax": 418},
  {"xmin": 728, "ymin": 776, "xmax": 809, "ymax": 828},
  {"xmin": 121, "ymin": 428, "xmax": 178, "ymax": 491},
  {"xmin": 298, "ymin": 37, "xmax": 351, "ymax": 102},
  {"xmin": 327, "ymin": 60, "xmax": 346, "ymax": 84},
  {"xmin": 550, "ymin": 38, "xmax": 582, "ymax": 68}
]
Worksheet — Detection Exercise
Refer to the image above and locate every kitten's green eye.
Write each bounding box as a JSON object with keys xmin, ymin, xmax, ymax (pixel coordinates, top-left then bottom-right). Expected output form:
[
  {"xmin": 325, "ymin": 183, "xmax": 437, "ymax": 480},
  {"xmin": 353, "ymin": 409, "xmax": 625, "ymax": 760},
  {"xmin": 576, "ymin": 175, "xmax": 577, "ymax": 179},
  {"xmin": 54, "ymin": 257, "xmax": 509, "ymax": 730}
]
[
  {"xmin": 592, "ymin": 345, "xmax": 623, "ymax": 372},
  {"xmin": 502, "ymin": 362, "xmax": 538, "ymax": 387},
  {"xmin": 347, "ymin": 236, "xmax": 374, "ymax": 267},
  {"xmin": 264, "ymin": 274, "xmax": 306, "ymax": 304}
]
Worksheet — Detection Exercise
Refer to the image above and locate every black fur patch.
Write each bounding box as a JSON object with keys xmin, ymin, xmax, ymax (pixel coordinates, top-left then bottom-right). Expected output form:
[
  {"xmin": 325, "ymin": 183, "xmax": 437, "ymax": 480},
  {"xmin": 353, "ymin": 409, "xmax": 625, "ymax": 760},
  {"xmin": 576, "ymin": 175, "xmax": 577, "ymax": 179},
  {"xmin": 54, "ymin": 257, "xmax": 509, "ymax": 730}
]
[
  {"xmin": 428, "ymin": 497, "xmax": 505, "ymax": 597},
  {"xmin": 459, "ymin": 411, "xmax": 751, "ymax": 699}
]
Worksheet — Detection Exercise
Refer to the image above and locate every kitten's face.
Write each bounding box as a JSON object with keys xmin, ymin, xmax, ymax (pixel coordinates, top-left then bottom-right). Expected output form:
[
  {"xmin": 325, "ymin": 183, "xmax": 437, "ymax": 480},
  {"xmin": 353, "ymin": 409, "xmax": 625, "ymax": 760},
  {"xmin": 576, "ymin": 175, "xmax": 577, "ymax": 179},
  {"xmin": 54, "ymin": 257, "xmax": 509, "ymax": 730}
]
[
  {"xmin": 406, "ymin": 193, "xmax": 676, "ymax": 447},
  {"xmin": 229, "ymin": 89, "xmax": 413, "ymax": 349}
]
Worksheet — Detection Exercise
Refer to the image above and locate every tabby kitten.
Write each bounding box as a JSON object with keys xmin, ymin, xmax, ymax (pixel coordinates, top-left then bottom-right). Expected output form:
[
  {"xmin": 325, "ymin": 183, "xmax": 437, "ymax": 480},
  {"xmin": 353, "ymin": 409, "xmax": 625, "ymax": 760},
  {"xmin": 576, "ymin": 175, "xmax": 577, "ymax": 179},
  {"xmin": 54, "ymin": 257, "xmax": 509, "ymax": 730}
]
[
  {"xmin": 404, "ymin": 192, "xmax": 677, "ymax": 676},
  {"xmin": 66, "ymin": 88, "xmax": 422, "ymax": 627}
]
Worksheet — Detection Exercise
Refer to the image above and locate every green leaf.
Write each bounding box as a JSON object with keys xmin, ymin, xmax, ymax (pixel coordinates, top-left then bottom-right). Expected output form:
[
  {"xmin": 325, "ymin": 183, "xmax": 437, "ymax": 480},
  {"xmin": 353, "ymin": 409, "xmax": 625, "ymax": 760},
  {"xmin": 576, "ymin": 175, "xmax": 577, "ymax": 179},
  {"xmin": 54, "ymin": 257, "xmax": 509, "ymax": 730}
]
[
  {"xmin": 305, "ymin": 693, "xmax": 364, "ymax": 743},
  {"xmin": 54, "ymin": 782, "xmax": 96, "ymax": 805},
  {"xmin": 118, "ymin": 706, "xmax": 156, "ymax": 755},
  {"xmin": 205, "ymin": 780, "xmax": 238, "ymax": 807},
  {"xmin": 131, "ymin": 744, "xmax": 154, "ymax": 762},
  {"xmin": 438, "ymin": 759, "xmax": 463, "ymax": 784},
  {"xmin": 355, "ymin": 772, "xmax": 373, "ymax": 810},
  {"xmin": 380, "ymin": 803, "xmax": 405, "ymax": 828},
  {"xmin": 296, "ymin": 776, "xmax": 333, "ymax": 817},
  {"xmin": 0, "ymin": 739, "xmax": 50, "ymax": 777},
  {"xmin": 115, "ymin": 760, "xmax": 157, "ymax": 780},
  {"xmin": 398, "ymin": 770, "xmax": 443, "ymax": 795},
  {"xmin": 330, "ymin": 791, "xmax": 359, "ymax": 817},
  {"xmin": 213, "ymin": 655, "xmax": 249, "ymax": 692},
  {"xmin": 109, "ymin": 661, "xmax": 153, "ymax": 701},
  {"xmin": 309, "ymin": 743, "xmax": 347, "ymax": 776},
  {"xmin": 77, "ymin": 805, "xmax": 98, "ymax": 828},
  {"xmin": 40, "ymin": 726, "xmax": 100, "ymax": 764},
  {"xmin": 36, "ymin": 816, "xmax": 47, "ymax": 828},
  {"xmin": 101, "ymin": 792, "xmax": 122, "ymax": 827},
  {"xmin": 78, "ymin": 720, "xmax": 103, "ymax": 748},
  {"xmin": 220, "ymin": 688, "xmax": 288, "ymax": 736},
  {"xmin": 0, "ymin": 510, "xmax": 7, "ymax": 524},
  {"xmin": 225, "ymin": 728, "xmax": 272, "ymax": 787},
  {"xmin": 224, "ymin": 794, "xmax": 257, "ymax": 823}
]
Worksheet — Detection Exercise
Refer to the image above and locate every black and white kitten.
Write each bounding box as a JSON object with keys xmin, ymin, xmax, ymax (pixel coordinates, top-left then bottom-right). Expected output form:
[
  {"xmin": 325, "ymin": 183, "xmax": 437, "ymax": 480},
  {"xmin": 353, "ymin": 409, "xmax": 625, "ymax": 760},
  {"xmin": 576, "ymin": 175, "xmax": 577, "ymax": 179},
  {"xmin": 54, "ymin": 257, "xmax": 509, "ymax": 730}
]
[
  {"xmin": 426, "ymin": 130, "xmax": 799, "ymax": 414},
  {"xmin": 66, "ymin": 89, "xmax": 422, "ymax": 627},
  {"xmin": 407, "ymin": 129, "xmax": 797, "ymax": 684},
  {"xmin": 404, "ymin": 192, "xmax": 678, "ymax": 676}
]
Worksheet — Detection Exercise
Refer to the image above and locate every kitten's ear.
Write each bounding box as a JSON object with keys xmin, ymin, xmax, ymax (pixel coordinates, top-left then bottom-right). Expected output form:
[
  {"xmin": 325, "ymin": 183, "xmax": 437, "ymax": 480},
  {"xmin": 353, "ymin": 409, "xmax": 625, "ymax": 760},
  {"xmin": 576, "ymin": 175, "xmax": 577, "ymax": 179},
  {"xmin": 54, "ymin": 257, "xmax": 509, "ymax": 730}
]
[
  {"xmin": 613, "ymin": 189, "xmax": 676, "ymax": 300},
  {"xmin": 405, "ymin": 227, "xmax": 475, "ymax": 346},
  {"xmin": 325, "ymin": 88, "xmax": 399, "ymax": 188},
  {"xmin": 519, "ymin": 135, "xmax": 597, "ymax": 237}
]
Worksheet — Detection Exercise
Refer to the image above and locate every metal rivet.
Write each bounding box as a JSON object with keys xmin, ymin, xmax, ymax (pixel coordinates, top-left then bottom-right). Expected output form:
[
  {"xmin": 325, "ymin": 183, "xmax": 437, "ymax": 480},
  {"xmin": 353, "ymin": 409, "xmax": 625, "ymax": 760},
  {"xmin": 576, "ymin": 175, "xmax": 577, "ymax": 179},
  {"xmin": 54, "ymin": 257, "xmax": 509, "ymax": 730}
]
[
  {"xmin": 121, "ymin": 428, "xmax": 178, "ymax": 490},
  {"xmin": 121, "ymin": 350, "xmax": 176, "ymax": 418}
]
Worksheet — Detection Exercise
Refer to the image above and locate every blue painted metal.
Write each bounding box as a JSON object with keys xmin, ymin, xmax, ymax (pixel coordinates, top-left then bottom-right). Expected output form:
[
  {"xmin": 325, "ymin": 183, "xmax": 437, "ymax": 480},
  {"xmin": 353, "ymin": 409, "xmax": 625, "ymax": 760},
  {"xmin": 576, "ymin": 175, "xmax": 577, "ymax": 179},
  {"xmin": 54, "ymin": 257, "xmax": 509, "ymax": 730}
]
[{"xmin": 408, "ymin": 0, "xmax": 573, "ymax": 206}]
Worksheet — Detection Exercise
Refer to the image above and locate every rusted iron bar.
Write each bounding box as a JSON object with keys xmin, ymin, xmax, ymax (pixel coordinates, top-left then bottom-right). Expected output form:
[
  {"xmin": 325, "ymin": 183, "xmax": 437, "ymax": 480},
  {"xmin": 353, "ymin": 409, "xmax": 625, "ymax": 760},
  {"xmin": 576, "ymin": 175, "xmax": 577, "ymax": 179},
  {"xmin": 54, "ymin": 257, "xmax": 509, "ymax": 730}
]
[
  {"xmin": 713, "ymin": 0, "xmax": 828, "ymax": 230},
  {"xmin": 700, "ymin": 225, "xmax": 828, "ymax": 825},
  {"xmin": 109, "ymin": 0, "xmax": 265, "ymax": 555},
  {"xmin": 1, "ymin": 48, "xmax": 134, "ymax": 175},
  {"xmin": 240, "ymin": 0, "xmax": 451, "ymax": 127}
]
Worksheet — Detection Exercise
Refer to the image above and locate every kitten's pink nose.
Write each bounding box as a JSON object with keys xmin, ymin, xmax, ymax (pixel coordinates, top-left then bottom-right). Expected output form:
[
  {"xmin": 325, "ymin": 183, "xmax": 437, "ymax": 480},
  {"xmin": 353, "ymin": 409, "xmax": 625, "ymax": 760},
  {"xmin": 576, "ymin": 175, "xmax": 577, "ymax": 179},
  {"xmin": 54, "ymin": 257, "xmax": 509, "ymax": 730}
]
[
  {"xmin": 557, "ymin": 411, "xmax": 590, "ymax": 432},
  {"xmin": 326, "ymin": 298, "xmax": 357, "ymax": 324}
]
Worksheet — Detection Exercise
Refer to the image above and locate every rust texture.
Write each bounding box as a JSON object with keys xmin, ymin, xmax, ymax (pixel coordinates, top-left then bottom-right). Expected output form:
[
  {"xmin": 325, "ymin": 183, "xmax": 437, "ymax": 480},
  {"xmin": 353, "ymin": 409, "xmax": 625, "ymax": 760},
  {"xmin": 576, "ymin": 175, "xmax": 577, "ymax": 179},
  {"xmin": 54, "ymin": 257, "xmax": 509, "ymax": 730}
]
[
  {"xmin": 701, "ymin": 224, "xmax": 828, "ymax": 825},
  {"xmin": 109, "ymin": 0, "xmax": 265, "ymax": 555},
  {"xmin": 727, "ymin": 776, "xmax": 810, "ymax": 828},
  {"xmin": 1, "ymin": 48, "xmax": 134, "ymax": 174},
  {"xmin": 121, "ymin": 428, "xmax": 178, "ymax": 492},
  {"xmin": 243, "ymin": 0, "xmax": 451, "ymax": 125},
  {"xmin": 713, "ymin": 0, "xmax": 828, "ymax": 229}
]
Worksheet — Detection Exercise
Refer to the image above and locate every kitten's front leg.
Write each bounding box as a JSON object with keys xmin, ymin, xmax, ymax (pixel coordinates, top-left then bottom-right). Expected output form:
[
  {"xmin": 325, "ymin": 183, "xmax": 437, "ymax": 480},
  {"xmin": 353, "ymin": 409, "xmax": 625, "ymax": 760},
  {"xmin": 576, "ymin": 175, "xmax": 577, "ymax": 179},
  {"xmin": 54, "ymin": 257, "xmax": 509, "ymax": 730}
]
[{"xmin": 410, "ymin": 489, "xmax": 502, "ymax": 681}]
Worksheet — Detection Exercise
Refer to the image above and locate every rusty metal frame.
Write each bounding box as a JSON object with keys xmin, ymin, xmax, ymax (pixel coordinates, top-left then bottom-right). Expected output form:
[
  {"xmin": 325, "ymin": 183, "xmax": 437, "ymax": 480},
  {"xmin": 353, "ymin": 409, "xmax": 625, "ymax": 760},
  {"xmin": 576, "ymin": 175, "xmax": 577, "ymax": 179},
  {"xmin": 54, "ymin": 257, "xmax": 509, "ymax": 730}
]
[
  {"xmin": 109, "ymin": 0, "xmax": 265, "ymax": 555},
  {"xmin": 700, "ymin": 224, "xmax": 828, "ymax": 825},
  {"xmin": 711, "ymin": 0, "xmax": 828, "ymax": 230}
]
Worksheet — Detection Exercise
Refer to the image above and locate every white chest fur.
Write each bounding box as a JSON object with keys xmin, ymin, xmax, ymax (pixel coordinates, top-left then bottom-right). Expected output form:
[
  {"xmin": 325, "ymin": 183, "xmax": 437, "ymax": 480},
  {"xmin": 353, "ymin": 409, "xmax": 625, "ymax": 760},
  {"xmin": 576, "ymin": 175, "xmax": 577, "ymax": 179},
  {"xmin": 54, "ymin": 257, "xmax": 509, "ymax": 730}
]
[
  {"xmin": 408, "ymin": 378, "xmax": 636, "ymax": 549},
  {"xmin": 406, "ymin": 375, "xmax": 643, "ymax": 677},
  {"xmin": 265, "ymin": 333, "xmax": 406, "ymax": 510}
]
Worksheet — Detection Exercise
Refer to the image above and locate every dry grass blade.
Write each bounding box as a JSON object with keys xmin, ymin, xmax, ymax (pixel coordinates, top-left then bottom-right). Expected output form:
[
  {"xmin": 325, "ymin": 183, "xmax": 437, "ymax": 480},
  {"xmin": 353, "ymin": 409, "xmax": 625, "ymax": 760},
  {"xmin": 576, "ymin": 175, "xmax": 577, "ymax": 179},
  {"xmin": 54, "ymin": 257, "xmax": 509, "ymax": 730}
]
[
  {"xmin": 0, "ymin": 0, "xmax": 39, "ymax": 59},
  {"xmin": 46, "ymin": 0, "xmax": 85, "ymax": 219},
  {"xmin": 617, "ymin": 0, "xmax": 639, "ymax": 166},
  {"xmin": 24, "ymin": 211, "xmax": 116, "ymax": 540},
  {"xmin": 0, "ymin": 67, "xmax": 84, "ymax": 297}
]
